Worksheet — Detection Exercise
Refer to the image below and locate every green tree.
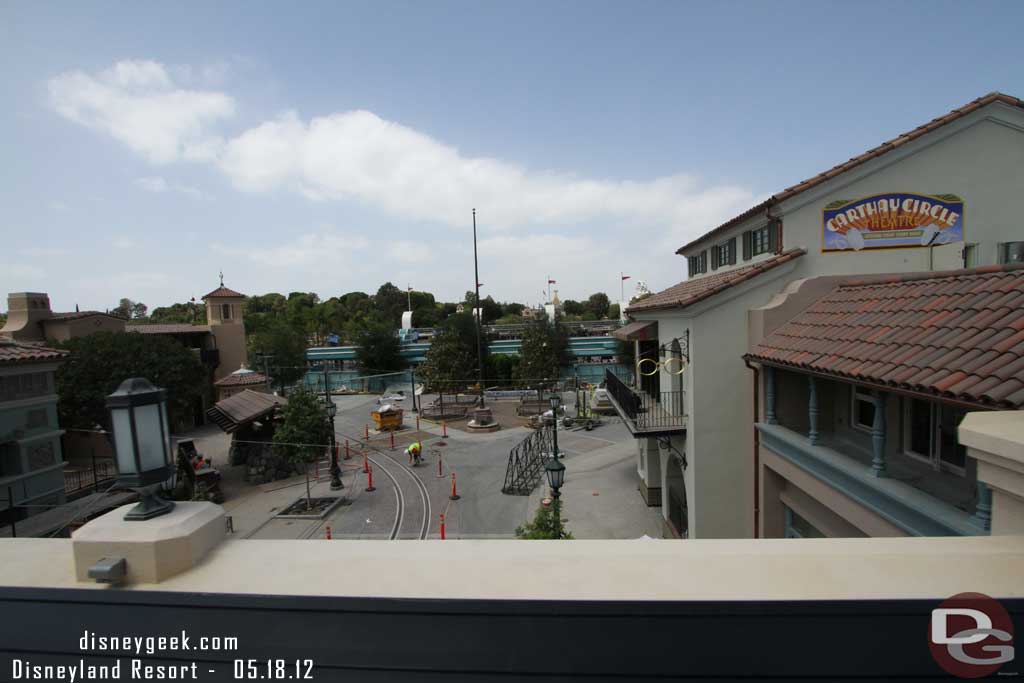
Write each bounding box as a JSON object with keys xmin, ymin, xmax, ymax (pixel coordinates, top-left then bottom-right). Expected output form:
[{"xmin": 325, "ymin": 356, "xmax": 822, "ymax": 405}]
[
  {"xmin": 608, "ymin": 303, "xmax": 620, "ymax": 320},
  {"xmin": 586, "ymin": 292, "xmax": 611, "ymax": 319},
  {"xmin": 515, "ymin": 499, "xmax": 573, "ymax": 539},
  {"xmin": 272, "ymin": 390, "xmax": 330, "ymax": 511},
  {"xmin": 249, "ymin": 318, "xmax": 308, "ymax": 393},
  {"xmin": 486, "ymin": 353, "xmax": 520, "ymax": 383},
  {"xmin": 418, "ymin": 312, "xmax": 483, "ymax": 391},
  {"xmin": 111, "ymin": 298, "xmax": 148, "ymax": 320},
  {"xmin": 561, "ymin": 299, "xmax": 585, "ymax": 316},
  {"xmin": 515, "ymin": 314, "xmax": 568, "ymax": 384},
  {"xmin": 150, "ymin": 300, "xmax": 203, "ymax": 324},
  {"xmin": 55, "ymin": 331, "xmax": 207, "ymax": 430},
  {"xmin": 374, "ymin": 282, "xmax": 407, "ymax": 328},
  {"xmin": 355, "ymin": 318, "xmax": 406, "ymax": 374}
]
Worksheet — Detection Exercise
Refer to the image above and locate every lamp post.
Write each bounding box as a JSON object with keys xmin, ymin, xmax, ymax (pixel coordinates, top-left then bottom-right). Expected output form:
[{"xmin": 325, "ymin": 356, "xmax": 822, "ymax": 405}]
[
  {"xmin": 105, "ymin": 378, "xmax": 176, "ymax": 521},
  {"xmin": 549, "ymin": 394, "xmax": 561, "ymax": 460},
  {"xmin": 472, "ymin": 208, "xmax": 485, "ymax": 408},
  {"xmin": 545, "ymin": 456, "xmax": 566, "ymax": 539},
  {"xmin": 326, "ymin": 402, "xmax": 342, "ymax": 490}
]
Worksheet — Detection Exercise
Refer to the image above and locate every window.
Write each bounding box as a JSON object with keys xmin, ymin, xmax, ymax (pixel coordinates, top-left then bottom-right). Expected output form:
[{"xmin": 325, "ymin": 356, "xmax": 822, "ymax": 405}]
[
  {"xmin": 851, "ymin": 387, "xmax": 875, "ymax": 432},
  {"xmin": 687, "ymin": 250, "xmax": 708, "ymax": 276},
  {"xmin": 711, "ymin": 237, "xmax": 736, "ymax": 269},
  {"xmin": 963, "ymin": 243, "xmax": 977, "ymax": 268},
  {"xmin": 221, "ymin": 303, "xmax": 232, "ymax": 320},
  {"xmin": 902, "ymin": 399, "xmax": 967, "ymax": 475},
  {"xmin": 743, "ymin": 223, "xmax": 776, "ymax": 260}
]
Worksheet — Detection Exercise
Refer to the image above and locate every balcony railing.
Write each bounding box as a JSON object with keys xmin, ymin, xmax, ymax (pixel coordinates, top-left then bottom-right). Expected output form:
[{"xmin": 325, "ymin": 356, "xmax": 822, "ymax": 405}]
[{"xmin": 604, "ymin": 369, "xmax": 686, "ymax": 436}]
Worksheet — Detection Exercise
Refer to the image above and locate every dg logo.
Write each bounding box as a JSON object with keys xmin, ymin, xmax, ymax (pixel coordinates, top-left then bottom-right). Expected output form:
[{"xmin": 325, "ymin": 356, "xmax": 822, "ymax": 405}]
[{"xmin": 636, "ymin": 357, "xmax": 687, "ymax": 377}]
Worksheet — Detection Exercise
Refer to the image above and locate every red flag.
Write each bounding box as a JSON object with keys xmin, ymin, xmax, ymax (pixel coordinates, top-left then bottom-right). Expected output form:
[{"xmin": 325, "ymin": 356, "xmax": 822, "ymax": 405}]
[
  {"xmin": 621, "ymin": 275, "xmax": 631, "ymax": 281},
  {"xmin": 548, "ymin": 279, "xmax": 556, "ymax": 284},
  {"xmin": 477, "ymin": 283, "xmax": 484, "ymax": 288}
]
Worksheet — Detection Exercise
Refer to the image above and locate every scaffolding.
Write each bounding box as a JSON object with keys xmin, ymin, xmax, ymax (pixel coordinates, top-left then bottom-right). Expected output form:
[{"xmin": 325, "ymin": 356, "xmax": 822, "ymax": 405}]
[{"xmin": 501, "ymin": 425, "xmax": 556, "ymax": 496}]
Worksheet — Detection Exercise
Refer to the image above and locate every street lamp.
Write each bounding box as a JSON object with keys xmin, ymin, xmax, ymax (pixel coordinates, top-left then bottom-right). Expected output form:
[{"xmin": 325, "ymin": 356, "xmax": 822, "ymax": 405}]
[
  {"xmin": 326, "ymin": 402, "xmax": 342, "ymax": 490},
  {"xmin": 549, "ymin": 394, "xmax": 561, "ymax": 460},
  {"xmin": 106, "ymin": 378, "xmax": 175, "ymax": 521},
  {"xmin": 545, "ymin": 456, "xmax": 566, "ymax": 539}
]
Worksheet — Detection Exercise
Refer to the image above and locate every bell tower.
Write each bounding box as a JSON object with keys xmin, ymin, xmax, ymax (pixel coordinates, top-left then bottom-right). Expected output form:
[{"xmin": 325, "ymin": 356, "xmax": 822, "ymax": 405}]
[{"xmin": 202, "ymin": 274, "xmax": 248, "ymax": 382}]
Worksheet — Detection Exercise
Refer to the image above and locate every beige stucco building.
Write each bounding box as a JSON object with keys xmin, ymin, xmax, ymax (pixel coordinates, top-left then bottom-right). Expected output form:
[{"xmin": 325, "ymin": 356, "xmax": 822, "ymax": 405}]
[
  {"xmin": 0, "ymin": 293, "xmax": 124, "ymax": 342},
  {"xmin": 614, "ymin": 92, "xmax": 1024, "ymax": 539}
]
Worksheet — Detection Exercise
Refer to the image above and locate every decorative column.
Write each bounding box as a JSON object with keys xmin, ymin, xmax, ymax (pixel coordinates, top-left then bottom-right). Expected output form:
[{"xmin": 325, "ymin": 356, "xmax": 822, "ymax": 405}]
[
  {"xmin": 973, "ymin": 481, "xmax": 992, "ymax": 532},
  {"xmin": 807, "ymin": 376, "xmax": 819, "ymax": 445},
  {"xmin": 870, "ymin": 391, "xmax": 887, "ymax": 477},
  {"xmin": 764, "ymin": 366, "xmax": 778, "ymax": 425}
]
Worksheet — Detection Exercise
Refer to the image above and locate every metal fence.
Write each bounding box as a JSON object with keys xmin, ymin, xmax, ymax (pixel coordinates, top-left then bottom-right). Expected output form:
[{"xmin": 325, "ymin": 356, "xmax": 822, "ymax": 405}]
[
  {"xmin": 604, "ymin": 369, "xmax": 686, "ymax": 432},
  {"xmin": 63, "ymin": 457, "xmax": 117, "ymax": 498},
  {"xmin": 501, "ymin": 426, "xmax": 556, "ymax": 496}
]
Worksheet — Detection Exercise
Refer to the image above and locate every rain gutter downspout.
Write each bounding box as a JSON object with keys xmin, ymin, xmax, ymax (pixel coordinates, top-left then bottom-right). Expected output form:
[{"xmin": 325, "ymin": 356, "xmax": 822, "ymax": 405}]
[{"xmin": 744, "ymin": 357, "xmax": 760, "ymax": 539}]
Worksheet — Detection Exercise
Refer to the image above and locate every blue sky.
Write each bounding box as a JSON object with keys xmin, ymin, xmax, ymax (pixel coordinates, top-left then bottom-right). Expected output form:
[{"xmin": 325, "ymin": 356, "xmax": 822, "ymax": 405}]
[{"xmin": 2, "ymin": 0, "xmax": 1022, "ymax": 313}]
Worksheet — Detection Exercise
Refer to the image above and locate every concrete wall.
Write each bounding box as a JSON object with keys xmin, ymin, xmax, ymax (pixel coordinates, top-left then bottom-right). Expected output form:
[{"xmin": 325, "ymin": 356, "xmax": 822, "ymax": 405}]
[{"xmin": 41, "ymin": 315, "xmax": 124, "ymax": 343}]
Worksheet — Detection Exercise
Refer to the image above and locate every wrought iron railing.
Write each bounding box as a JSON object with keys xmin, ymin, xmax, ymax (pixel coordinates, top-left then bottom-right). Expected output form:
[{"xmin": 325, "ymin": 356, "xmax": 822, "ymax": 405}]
[
  {"xmin": 502, "ymin": 426, "xmax": 556, "ymax": 495},
  {"xmin": 604, "ymin": 369, "xmax": 686, "ymax": 433},
  {"xmin": 64, "ymin": 458, "xmax": 117, "ymax": 496}
]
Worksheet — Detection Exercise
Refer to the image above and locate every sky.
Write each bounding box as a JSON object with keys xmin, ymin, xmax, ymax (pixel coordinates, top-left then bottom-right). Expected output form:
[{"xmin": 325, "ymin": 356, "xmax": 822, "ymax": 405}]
[{"xmin": 2, "ymin": 1, "xmax": 1023, "ymax": 314}]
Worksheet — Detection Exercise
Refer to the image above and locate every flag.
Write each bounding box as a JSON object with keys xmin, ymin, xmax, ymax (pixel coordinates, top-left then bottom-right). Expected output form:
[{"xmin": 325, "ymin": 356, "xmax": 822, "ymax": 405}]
[
  {"xmin": 548, "ymin": 279, "xmax": 556, "ymax": 284},
  {"xmin": 621, "ymin": 275, "xmax": 631, "ymax": 281},
  {"xmin": 476, "ymin": 283, "xmax": 484, "ymax": 288}
]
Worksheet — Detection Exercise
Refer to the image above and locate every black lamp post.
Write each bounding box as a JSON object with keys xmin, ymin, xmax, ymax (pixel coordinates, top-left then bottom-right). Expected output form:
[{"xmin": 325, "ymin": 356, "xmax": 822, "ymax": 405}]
[
  {"xmin": 545, "ymin": 456, "xmax": 566, "ymax": 539},
  {"xmin": 549, "ymin": 394, "xmax": 561, "ymax": 460},
  {"xmin": 106, "ymin": 378, "xmax": 175, "ymax": 521},
  {"xmin": 326, "ymin": 402, "xmax": 342, "ymax": 490}
]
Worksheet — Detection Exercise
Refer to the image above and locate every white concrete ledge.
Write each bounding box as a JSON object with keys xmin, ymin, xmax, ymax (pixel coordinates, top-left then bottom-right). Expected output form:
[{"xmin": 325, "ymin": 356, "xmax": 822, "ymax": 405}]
[
  {"xmin": 71, "ymin": 502, "xmax": 225, "ymax": 584},
  {"xmin": 2, "ymin": 535, "xmax": 1021, "ymax": 601}
]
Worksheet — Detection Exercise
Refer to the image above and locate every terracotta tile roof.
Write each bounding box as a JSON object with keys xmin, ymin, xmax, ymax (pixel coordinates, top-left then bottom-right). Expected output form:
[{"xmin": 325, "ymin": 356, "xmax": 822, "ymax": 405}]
[
  {"xmin": 126, "ymin": 323, "xmax": 211, "ymax": 335},
  {"xmin": 46, "ymin": 311, "xmax": 125, "ymax": 322},
  {"xmin": 203, "ymin": 286, "xmax": 245, "ymax": 299},
  {"xmin": 627, "ymin": 249, "xmax": 805, "ymax": 314},
  {"xmin": 0, "ymin": 339, "xmax": 68, "ymax": 365},
  {"xmin": 677, "ymin": 92, "xmax": 1024, "ymax": 255},
  {"xmin": 747, "ymin": 264, "xmax": 1024, "ymax": 409},
  {"xmin": 214, "ymin": 368, "xmax": 270, "ymax": 387}
]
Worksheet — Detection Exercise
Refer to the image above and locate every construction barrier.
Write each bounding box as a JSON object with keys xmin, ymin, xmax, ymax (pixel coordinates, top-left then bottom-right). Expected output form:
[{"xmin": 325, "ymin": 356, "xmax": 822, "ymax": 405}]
[
  {"xmin": 366, "ymin": 465, "xmax": 376, "ymax": 492},
  {"xmin": 325, "ymin": 525, "xmax": 332, "ymax": 540},
  {"xmin": 440, "ymin": 513, "xmax": 446, "ymax": 540},
  {"xmin": 450, "ymin": 472, "xmax": 460, "ymax": 501}
]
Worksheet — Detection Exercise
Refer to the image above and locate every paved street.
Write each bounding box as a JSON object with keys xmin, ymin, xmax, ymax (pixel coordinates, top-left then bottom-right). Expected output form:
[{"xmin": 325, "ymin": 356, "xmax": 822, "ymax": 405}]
[{"xmin": 181, "ymin": 391, "xmax": 662, "ymax": 542}]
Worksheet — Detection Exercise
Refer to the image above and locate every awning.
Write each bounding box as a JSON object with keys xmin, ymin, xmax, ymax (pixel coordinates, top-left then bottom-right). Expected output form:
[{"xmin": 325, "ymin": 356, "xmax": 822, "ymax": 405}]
[
  {"xmin": 206, "ymin": 390, "xmax": 287, "ymax": 433},
  {"xmin": 612, "ymin": 320, "xmax": 658, "ymax": 342}
]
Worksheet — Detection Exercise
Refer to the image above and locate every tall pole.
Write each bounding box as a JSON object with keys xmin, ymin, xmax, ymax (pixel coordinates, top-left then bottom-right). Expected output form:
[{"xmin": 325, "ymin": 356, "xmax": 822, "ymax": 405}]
[
  {"xmin": 407, "ymin": 284, "xmax": 412, "ymax": 313},
  {"xmin": 325, "ymin": 368, "xmax": 341, "ymax": 490},
  {"xmin": 473, "ymin": 208, "xmax": 485, "ymax": 407},
  {"xmin": 620, "ymin": 272, "xmax": 624, "ymax": 309}
]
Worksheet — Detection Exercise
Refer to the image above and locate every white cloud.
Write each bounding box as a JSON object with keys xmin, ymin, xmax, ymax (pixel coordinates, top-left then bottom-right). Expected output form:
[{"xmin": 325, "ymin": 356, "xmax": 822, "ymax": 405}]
[
  {"xmin": 218, "ymin": 109, "xmax": 757, "ymax": 236},
  {"xmin": 49, "ymin": 200, "xmax": 70, "ymax": 212},
  {"xmin": 133, "ymin": 175, "xmax": 208, "ymax": 199},
  {"xmin": 112, "ymin": 236, "xmax": 138, "ymax": 250},
  {"xmin": 134, "ymin": 176, "xmax": 169, "ymax": 192},
  {"xmin": 213, "ymin": 231, "xmax": 371, "ymax": 268},
  {"xmin": 48, "ymin": 59, "xmax": 235, "ymax": 164},
  {"xmin": 50, "ymin": 59, "xmax": 756, "ymax": 245}
]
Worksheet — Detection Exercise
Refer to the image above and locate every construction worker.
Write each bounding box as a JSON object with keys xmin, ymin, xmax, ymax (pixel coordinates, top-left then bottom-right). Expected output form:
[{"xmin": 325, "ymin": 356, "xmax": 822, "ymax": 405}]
[{"xmin": 406, "ymin": 441, "xmax": 423, "ymax": 466}]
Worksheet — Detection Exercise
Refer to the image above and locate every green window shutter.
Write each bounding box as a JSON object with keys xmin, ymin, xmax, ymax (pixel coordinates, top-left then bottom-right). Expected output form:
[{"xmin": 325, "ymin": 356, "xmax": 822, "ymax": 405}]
[
  {"xmin": 742, "ymin": 231, "xmax": 752, "ymax": 260},
  {"xmin": 769, "ymin": 220, "xmax": 780, "ymax": 253},
  {"xmin": 729, "ymin": 237, "xmax": 737, "ymax": 265},
  {"xmin": 710, "ymin": 246, "xmax": 718, "ymax": 270},
  {"xmin": 700, "ymin": 250, "xmax": 708, "ymax": 273}
]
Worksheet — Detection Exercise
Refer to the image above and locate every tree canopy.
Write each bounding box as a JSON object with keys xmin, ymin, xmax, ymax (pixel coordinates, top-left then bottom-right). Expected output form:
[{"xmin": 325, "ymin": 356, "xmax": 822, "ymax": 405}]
[
  {"xmin": 55, "ymin": 331, "xmax": 208, "ymax": 430},
  {"xmin": 418, "ymin": 312, "xmax": 485, "ymax": 390},
  {"xmin": 515, "ymin": 314, "xmax": 569, "ymax": 384},
  {"xmin": 248, "ymin": 318, "xmax": 309, "ymax": 392},
  {"xmin": 354, "ymin": 318, "xmax": 407, "ymax": 374},
  {"xmin": 272, "ymin": 389, "xmax": 331, "ymax": 509}
]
